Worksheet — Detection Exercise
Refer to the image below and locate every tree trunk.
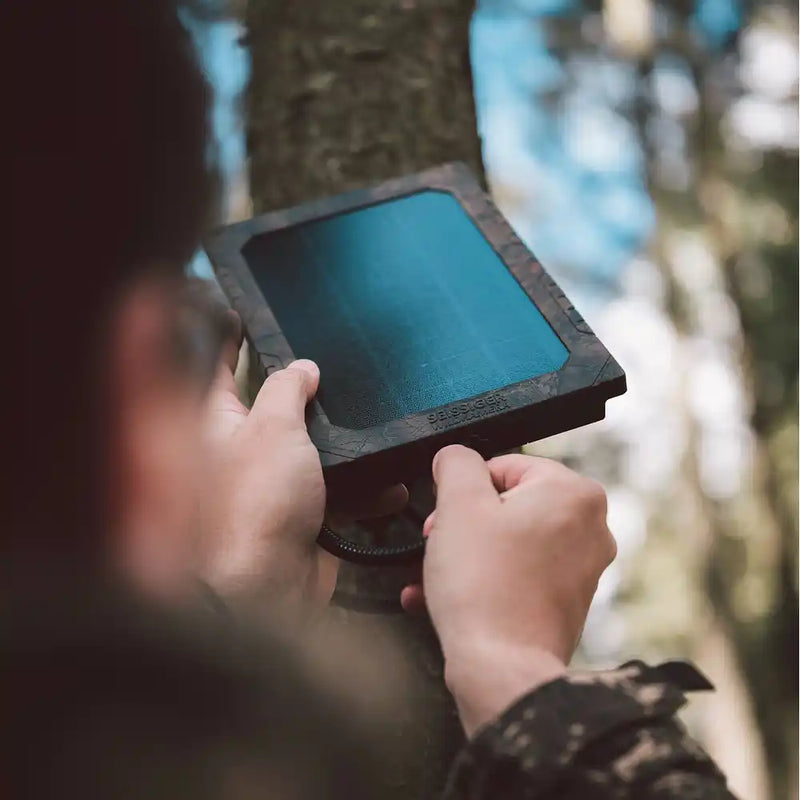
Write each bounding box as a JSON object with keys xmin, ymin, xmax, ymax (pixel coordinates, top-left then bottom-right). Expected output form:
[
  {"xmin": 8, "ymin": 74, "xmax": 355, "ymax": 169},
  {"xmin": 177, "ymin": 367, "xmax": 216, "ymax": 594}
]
[
  {"xmin": 247, "ymin": 0, "xmax": 483, "ymax": 212},
  {"xmin": 245, "ymin": 2, "xmax": 482, "ymax": 797}
]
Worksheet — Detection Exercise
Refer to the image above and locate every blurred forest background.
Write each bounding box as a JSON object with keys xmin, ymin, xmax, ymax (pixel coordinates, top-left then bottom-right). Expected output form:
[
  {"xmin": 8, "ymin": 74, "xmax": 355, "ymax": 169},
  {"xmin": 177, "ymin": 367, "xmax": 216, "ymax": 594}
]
[{"xmin": 187, "ymin": 1, "xmax": 798, "ymax": 798}]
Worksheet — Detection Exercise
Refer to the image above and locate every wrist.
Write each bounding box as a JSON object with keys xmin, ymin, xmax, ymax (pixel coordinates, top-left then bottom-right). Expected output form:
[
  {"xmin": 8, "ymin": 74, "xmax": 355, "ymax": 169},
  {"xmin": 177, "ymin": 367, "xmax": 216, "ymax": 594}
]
[{"xmin": 443, "ymin": 637, "xmax": 566, "ymax": 737}]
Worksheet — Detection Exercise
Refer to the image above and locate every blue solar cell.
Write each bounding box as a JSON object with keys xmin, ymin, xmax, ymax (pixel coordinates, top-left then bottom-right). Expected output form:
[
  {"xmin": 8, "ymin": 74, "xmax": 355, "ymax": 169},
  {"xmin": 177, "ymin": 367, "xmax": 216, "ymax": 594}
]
[{"xmin": 245, "ymin": 190, "xmax": 568, "ymax": 429}]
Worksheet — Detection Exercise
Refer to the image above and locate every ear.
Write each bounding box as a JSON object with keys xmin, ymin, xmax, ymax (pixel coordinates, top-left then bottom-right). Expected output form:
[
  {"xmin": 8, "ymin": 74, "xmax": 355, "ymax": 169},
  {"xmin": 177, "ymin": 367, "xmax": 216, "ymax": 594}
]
[{"xmin": 107, "ymin": 280, "xmax": 205, "ymax": 600}]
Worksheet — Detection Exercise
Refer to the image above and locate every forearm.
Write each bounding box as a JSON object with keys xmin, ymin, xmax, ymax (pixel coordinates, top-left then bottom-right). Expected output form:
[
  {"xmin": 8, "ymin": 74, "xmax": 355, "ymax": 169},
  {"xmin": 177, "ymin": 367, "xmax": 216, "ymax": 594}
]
[{"xmin": 444, "ymin": 661, "xmax": 735, "ymax": 800}]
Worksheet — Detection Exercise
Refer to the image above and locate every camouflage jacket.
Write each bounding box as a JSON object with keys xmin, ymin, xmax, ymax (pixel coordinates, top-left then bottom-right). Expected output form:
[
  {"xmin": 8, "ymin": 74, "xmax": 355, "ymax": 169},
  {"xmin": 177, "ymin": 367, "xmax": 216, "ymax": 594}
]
[{"xmin": 444, "ymin": 660, "xmax": 736, "ymax": 799}]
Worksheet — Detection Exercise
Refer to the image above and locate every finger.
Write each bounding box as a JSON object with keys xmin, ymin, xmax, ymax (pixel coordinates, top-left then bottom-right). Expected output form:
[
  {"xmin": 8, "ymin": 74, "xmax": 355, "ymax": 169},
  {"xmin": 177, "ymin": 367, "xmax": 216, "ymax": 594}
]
[
  {"xmin": 210, "ymin": 356, "xmax": 240, "ymax": 399},
  {"xmin": 432, "ymin": 445, "xmax": 498, "ymax": 514},
  {"xmin": 315, "ymin": 548, "xmax": 341, "ymax": 606},
  {"xmin": 221, "ymin": 309, "xmax": 243, "ymax": 373},
  {"xmin": 327, "ymin": 484, "xmax": 409, "ymax": 526},
  {"xmin": 250, "ymin": 359, "xmax": 319, "ymax": 431},
  {"xmin": 400, "ymin": 584, "xmax": 427, "ymax": 616},
  {"xmin": 211, "ymin": 310, "xmax": 244, "ymax": 395},
  {"xmin": 486, "ymin": 454, "xmax": 555, "ymax": 494},
  {"xmin": 423, "ymin": 511, "xmax": 435, "ymax": 537}
]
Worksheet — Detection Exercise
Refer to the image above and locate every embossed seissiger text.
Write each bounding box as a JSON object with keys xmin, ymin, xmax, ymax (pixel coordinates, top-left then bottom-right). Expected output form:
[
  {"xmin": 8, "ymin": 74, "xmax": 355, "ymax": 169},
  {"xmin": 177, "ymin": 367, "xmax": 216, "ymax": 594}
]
[{"xmin": 427, "ymin": 393, "xmax": 510, "ymax": 431}]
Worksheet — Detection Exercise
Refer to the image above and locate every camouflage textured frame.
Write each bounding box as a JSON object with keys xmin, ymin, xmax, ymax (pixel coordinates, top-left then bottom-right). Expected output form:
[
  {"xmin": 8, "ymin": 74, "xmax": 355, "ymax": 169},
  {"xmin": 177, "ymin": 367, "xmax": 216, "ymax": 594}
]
[{"xmin": 203, "ymin": 163, "xmax": 626, "ymax": 499}]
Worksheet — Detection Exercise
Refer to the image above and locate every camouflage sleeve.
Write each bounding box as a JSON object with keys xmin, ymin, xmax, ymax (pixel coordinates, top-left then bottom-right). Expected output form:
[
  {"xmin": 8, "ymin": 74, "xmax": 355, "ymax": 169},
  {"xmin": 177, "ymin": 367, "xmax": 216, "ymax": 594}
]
[{"xmin": 443, "ymin": 660, "xmax": 736, "ymax": 800}]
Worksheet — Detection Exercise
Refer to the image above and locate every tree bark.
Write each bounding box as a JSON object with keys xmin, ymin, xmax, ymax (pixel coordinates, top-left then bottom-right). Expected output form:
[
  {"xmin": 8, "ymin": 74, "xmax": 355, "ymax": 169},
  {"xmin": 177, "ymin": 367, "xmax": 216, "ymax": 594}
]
[
  {"xmin": 247, "ymin": 0, "xmax": 483, "ymax": 212},
  {"xmin": 245, "ymin": 2, "xmax": 482, "ymax": 797}
]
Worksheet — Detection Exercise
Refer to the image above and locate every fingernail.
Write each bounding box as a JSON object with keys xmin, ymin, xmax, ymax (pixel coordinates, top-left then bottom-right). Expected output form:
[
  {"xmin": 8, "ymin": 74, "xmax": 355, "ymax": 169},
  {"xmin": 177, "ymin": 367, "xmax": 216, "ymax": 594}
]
[{"xmin": 287, "ymin": 359, "xmax": 319, "ymax": 379}]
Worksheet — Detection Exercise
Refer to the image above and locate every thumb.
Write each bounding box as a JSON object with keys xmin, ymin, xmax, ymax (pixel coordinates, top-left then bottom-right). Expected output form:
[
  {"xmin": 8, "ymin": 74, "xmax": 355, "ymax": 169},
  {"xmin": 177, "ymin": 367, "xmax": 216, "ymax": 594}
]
[
  {"xmin": 432, "ymin": 445, "xmax": 498, "ymax": 516},
  {"xmin": 249, "ymin": 359, "xmax": 319, "ymax": 431}
]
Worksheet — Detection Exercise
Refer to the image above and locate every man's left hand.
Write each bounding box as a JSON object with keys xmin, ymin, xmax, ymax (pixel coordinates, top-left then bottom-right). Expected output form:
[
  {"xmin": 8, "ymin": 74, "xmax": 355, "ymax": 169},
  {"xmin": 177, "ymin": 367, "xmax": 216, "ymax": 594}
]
[{"xmin": 199, "ymin": 320, "xmax": 407, "ymax": 615}]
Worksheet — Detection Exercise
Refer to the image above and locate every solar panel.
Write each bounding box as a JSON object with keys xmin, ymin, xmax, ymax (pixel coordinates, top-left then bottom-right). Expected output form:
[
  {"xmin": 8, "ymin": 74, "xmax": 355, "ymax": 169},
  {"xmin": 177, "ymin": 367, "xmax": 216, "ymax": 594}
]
[
  {"xmin": 204, "ymin": 163, "xmax": 626, "ymax": 563},
  {"xmin": 243, "ymin": 190, "xmax": 568, "ymax": 430}
]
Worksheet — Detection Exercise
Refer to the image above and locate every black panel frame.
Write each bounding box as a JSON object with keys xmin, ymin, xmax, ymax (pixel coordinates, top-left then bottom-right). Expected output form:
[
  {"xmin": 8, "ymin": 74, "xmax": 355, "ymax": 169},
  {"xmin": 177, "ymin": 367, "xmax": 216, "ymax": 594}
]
[{"xmin": 203, "ymin": 163, "xmax": 626, "ymax": 499}]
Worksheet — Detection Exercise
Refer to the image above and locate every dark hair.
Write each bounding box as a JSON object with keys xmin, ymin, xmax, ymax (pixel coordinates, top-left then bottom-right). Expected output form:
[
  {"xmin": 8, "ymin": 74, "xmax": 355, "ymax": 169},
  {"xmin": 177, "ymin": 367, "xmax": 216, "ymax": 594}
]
[{"xmin": 8, "ymin": 0, "xmax": 215, "ymax": 557}]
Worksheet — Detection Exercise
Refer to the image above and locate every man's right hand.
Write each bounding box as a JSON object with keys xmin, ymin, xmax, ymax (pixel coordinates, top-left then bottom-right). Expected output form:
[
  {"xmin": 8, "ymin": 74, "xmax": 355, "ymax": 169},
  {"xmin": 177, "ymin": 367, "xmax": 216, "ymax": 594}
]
[{"xmin": 403, "ymin": 446, "xmax": 616, "ymax": 736}]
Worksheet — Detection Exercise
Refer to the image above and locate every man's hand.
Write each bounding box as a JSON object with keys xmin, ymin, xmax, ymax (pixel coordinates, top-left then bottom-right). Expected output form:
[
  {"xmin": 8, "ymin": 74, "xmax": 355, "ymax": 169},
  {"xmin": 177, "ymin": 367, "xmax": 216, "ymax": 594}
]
[
  {"xmin": 403, "ymin": 446, "xmax": 616, "ymax": 735},
  {"xmin": 199, "ymin": 324, "xmax": 406, "ymax": 615}
]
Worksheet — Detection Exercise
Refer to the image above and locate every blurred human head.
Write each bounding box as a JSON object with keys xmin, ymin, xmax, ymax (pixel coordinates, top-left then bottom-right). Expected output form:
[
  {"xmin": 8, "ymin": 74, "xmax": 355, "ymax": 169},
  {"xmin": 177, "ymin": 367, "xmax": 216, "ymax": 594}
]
[{"xmin": 9, "ymin": 0, "xmax": 219, "ymax": 587}]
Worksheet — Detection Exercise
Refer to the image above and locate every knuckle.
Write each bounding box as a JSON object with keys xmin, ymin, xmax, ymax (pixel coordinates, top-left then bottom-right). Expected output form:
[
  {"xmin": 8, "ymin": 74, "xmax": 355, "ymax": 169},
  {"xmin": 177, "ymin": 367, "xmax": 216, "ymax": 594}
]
[
  {"xmin": 535, "ymin": 457, "xmax": 570, "ymax": 480},
  {"xmin": 536, "ymin": 460, "xmax": 587, "ymax": 494},
  {"xmin": 604, "ymin": 529, "xmax": 618, "ymax": 565},
  {"xmin": 579, "ymin": 478, "xmax": 608, "ymax": 516},
  {"xmin": 267, "ymin": 368, "xmax": 302, "ymax": 388}
]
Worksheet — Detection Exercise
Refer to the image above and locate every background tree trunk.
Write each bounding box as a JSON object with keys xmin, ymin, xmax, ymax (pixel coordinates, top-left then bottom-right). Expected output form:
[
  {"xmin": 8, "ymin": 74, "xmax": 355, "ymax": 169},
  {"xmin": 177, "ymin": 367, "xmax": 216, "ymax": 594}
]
[{"xmin": 245, "ymin": 2, "xmax": 481, "ymax": 797}]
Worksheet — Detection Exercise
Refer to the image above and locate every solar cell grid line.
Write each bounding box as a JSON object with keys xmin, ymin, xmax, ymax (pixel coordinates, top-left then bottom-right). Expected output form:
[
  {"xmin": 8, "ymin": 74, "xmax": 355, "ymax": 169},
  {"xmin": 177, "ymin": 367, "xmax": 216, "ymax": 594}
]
[
  {"xmin": 296, "ymin": 222, "xmax": 401, "ymax": 425},
  {"xmin": 389, "ymin": 195, "xmax": 510, "ymax": 403},
  {"xmin": 334, "ymin": 203, "xmax": 405, "ymax": 425},
  {"xmin": 359, "ymin": 203, "xmax": 416, "ymax": 421},
  {"xmin": 395, "ymin": 191, "xmax": 564, "ymax": 400},
  {"xmin": 272, "ymin": 220, "xmax": 382, "ymax": 426},
  {"xmin": 360, "ymin": 205, "xmax": 413, "ymax": 423}
]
